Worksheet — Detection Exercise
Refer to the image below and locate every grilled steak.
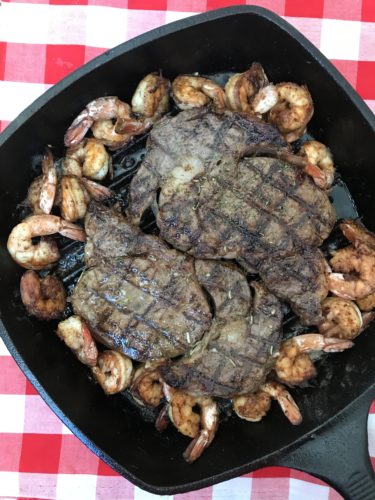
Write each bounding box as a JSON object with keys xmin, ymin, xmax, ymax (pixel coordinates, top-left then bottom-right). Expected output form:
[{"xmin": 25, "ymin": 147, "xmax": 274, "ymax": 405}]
[
  {"xmin": 163, "ymin": 261, "xmax": 282, "ymax": 398},
  {"xmin": 127, "ymin": 110, "xmax": 336, "ymax": 324},
  {"xmin": 72, "ymin": 203, "xmax": 211, "ymax": 361}
]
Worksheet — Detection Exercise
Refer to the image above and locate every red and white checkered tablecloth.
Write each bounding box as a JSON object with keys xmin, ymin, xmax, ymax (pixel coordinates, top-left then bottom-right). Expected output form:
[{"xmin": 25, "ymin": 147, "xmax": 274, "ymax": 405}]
[{"xmin": 0, "ymin": 0, "xmax": 374, "ymax": 498}]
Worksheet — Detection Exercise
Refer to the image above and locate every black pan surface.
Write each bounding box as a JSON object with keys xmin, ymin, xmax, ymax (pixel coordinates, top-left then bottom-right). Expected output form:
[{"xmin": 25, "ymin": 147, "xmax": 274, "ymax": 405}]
[{"xmin": 0, "ymin": 6, "xmax": 374, "ymax": 499}]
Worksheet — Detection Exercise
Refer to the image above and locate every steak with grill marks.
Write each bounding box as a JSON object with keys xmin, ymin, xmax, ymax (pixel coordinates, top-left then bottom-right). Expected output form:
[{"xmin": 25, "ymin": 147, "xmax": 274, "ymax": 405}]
[
  {"xmin": 71, "ymin": 203, "xmax": 211, "ymax": 361},
  {"xmin": 127, "ymin": 109, "xmax": 336, "ymax": 324},
  {"xmin": 163, "ymin": 260, "xmax": 283, "ymax": 398}
]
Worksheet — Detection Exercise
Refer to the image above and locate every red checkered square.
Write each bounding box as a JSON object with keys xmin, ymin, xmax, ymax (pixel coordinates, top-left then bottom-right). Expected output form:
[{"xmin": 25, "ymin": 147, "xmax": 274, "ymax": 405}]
[
  {"xmin": 167, "ymin": 0, "xmax": 207, "ymax": 12},
  {"xmin": 4, "ymin": 43, "xmax": 46, "ymax": 84},
  {"xmin": 0, "ymin": 42, "xmax": 6, "ymax": 80},
  {"xmin": 362, "ymin": 0, "xmax": 375, "ymax": 22},
  {"xmin": 357, "ymin": 60, "xmax": 375, "ymax": 99},
  {"xmin": 245, "ymin": 0, "xmax": 286, "ymax": 17},
  {"xmin": 25, "ymin": 380, "xmax": 38, "ymax": 396},
  {"xmin": 88, "ymin": 0, "xmax": 128, "ymax": 6},
  {"xmin": 44, "ymin": 45, "xmax": 86, "ymax": 85},
  {"xmin": 207, "ymin": 0, "xmax": 246, "ymax": 10},
  {"xmin": 0, "ymin": 434, "xmax": 23, "ymax": 472},
  {"xmin": 324, "ymin": 0, "xmax": 362, "ymax": 21},
  {"xmin": 0, "ymin": 357, "xmax": 27, "ymax": 394},
  {"xmin": 359, "ymin": 22, "xmax": 375, "ymax": 60},
  {"xmin": 19, "ymin": 434, "xmax": 62, "ymax": 473},
  {"xmin": 251, "ymin": 466, "xmax": 291, "ymax": 478},
  {"xmin": 97, "ymin": 458, "xmax": 119, "ymax": 476},
  {"xmin": 128, "ymin": 0, "xmax": 167, "ymax": 10},
  {"xmin": 58, "ymin": 435, "xmax": 100, "ymax": 474},
  {"xmin": 285, "ymin": 0, "xmax": 324, "ymax": 18},
  {"xmin": 330, "ymin": 59, "xmax": 358, "ymax": 88}
]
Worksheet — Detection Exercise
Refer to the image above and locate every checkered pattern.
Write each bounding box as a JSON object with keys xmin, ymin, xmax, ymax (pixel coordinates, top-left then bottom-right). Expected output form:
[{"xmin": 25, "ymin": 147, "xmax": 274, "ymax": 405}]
[{"xmin": 0, "ymin": 0, "xmax": 374, "ymax": 498}]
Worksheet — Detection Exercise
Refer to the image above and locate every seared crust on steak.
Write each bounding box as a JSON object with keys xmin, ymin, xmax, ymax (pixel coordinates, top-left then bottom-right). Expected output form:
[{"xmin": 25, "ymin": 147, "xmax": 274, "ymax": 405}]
[
  {"xmin": 72, "ymin": 204, "xmax": 211, "ymax": 361},
  {"xmin": 163, "ymin": 275, "xmax": 282, "ymax": 398},
  {"xmin": 127, "ymin": 110, "xmax": 336, "ymax": 324}
]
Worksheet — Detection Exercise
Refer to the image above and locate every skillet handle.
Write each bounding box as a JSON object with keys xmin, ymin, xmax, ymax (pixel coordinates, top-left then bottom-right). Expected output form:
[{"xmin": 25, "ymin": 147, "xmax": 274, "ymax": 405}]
[{"xmin": 274, "ymin": 389, "xmax": 375, "ymax": 500}]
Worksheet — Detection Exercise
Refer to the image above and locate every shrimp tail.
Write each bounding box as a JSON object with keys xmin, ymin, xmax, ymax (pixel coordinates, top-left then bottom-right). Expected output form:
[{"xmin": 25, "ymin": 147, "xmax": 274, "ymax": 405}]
[
  {"xmin": 183, "ymin": 429, "xmax": 212, "ymax": 463},
  {"xmin": 64, "ymin": 111, "xmax": 94, "ymax": 147}
]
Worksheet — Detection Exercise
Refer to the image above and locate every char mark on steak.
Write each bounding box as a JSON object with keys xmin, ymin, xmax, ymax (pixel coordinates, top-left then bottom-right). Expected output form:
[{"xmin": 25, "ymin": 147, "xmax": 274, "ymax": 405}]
[
  {"xmin": 127, "ymin": 110, "xmax": 336, "ymax": 325},
  {"xmin": 72, "ymin": 203, "xmax": 211, "ymax": 361},
  {"xmin": 163, "ymin": 263, "xmax": 282, "ymax": 398}
]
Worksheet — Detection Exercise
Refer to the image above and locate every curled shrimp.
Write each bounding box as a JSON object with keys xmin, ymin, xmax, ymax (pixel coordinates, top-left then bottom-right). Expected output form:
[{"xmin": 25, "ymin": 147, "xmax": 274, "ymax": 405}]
[
  {"xmin": 319, "ymin": 297, "xmax": 362, "ymax": 339},
  {"xmin": 172, "ymin": 75, "xmax": 226, "ymax": 112},
  {"xmin": 275, "ymin": 333, "xmax": 354, "ymax": 386},
  {"xmin": 27, "ymin": 149, "xmax": 57, "ymax": 214},
  {"xmin": 7, "ymin": 215, "xmax": 86, "ymax": 270},
  {"xmin": 299, "ymin": 140, "xmax": 335, "ymax": 189},
  {"xmin": 268, "ymin": 82, "xmax": 314, "ymax": 142},
  {"xmin": 57, "ymin": 315, "xmax": 98, "ymax": 366},
  {"xmin": 131, "ymin": 73, "xmax": 170, "ymax": 120},
  {"xmin": 60, "ymin": 175, "xmax": 112, "ymax": 222},
  {"xmin": 252, "ymin": 84, "xmax": 278, "ymax": 114},
  {"xmin": 130, "ymin": 361, "xmax": 166, "ymax": 407},
  {"xmin": 162, "ymin": 384, "xmax": 219, "ymax": 463},
  {"xmin": 328, "ymin": 245, "xmax": 375, "ymax": 300},
  {"xmin": 20, "ymin": 270, "xmax": 66, "ymax": 320},
  {"xmin": 64, "ymin": 96, "xmax": 149, "ymax": 147},
  {"xmin": 328, "ymin": 221, "xmax": 375, "ymax": 300},
  {"xmin": 233, "ymin": 381, "xmax": 302, "ymax": 425},
  {"xmin": 225, "ymin": 62, "xmax": 269, "ymax": 113},
  {"xmin": 92, "ymin": 350, "xmax": 133, "ymax": 395},
  {"xmin": 63, "ymin": 139, "xmax": 111, "ymax": 180}
]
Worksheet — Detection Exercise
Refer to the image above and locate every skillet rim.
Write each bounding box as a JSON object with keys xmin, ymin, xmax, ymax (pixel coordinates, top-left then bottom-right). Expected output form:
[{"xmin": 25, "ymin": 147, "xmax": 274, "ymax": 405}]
[{"xmin": 0, "ymin": 4, "xmax": 375, "ymax": 495}]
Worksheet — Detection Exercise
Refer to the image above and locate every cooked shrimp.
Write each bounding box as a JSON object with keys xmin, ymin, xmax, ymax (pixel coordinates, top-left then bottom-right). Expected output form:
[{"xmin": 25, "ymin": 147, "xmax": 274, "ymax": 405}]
[
  {"xmin": 60, "ymin": 175, "xmax": 90, "ymax": 222},
  {"xmin": 357, "ymin": 291, "xmax": 375, "ymax": 312},
  {"xmin": 20, "ymin": 270, "xmax": 66, "ymax": 320},
  {"xmin": 64, "ymin": 96, "xmax": 147, "ymax": 147},
  {"xmin": 225, "ymin": 62, "xmax": 269, "ymax": 113},
  {"xmin": 299, "ymin": 141, "xmax": 335, "ymax": 189},
  {"xmin": 64, "ymin": 139, "xmax": 110, "ymax": 180},
  {"xmin": 91, "ymin": 118, "xmax": 148, "ymax": 150},
  {"xmin": 39, "ymin": 148, "xmax": 58, "ymax": 214},
  {"xmin": 92, "ymin": 350, "xmax": 133, "ymax": 395},
  {"xmin": 60, "ymin": 175, "xmax": 112, "ymax": 222},
  {"xmin": 319, "ymin": 297, "xmax": 362, "ymax": 339},
  {"xmin": 130, "ymin": 361, "xmax": 165, "ymax": 407},
  {"xmin": 328, "ymin": 245, "xmax": 375, "ymax": 300},
  {"xmin": 27, "ymin": 176, "xmax": 45, "ymax": 214},
  {"xmin": 57, "ymin": 315, "xmax": 98, "ymax": 366},
  {"xmin": 275, "ymin": 333, "xmax": 354, "ymax": 386},
  {"xmin": 27, "ymin": 149, "xmax": 57, "ymax": 214},
  {"xmin": 131, "ymin": 73, "xmax": 170, "ymax": 120},
  {"xmin": 268, "ymin": 82, "xmax": 314, "ymax": 142},
  {"xmin": 163, "ymin": 384, "xmax": 219, "ymax": 463},
  {"xmin": 262, "ymin": 382, "xmax": 302, "ymax": 425},
  {"xmin": 233, "ymin": 391, "xmax": 271, "ymax": 422},
  {"xmin": 340, "ymin": 219, "xmax": 375, "ymax": 251},
  {"xmin": 252, "ymin": 84, "xmax": 278, "ymax": 114},
  {"xmin": 7, "ymin": 215, "xmax": 86, "ymax": 270},
  {"xmin": 172, "ymin": 75, "xmax": 226, "ymax": 112},
  {"xmin": 233, "ymin": 382, "xmax": 302, "ymax": 425}
]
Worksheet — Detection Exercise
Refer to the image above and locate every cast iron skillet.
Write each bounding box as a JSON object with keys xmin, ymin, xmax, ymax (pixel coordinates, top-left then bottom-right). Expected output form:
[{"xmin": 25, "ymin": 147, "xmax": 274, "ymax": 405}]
[{"xmin": 0, "ymin": 6, "xmax": 374, "ymax": 499}]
